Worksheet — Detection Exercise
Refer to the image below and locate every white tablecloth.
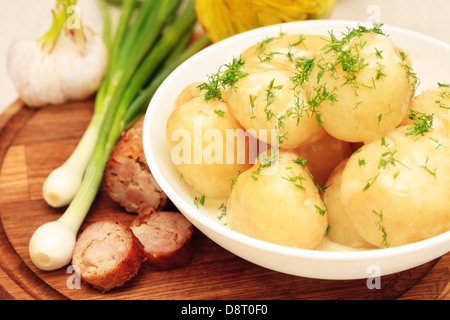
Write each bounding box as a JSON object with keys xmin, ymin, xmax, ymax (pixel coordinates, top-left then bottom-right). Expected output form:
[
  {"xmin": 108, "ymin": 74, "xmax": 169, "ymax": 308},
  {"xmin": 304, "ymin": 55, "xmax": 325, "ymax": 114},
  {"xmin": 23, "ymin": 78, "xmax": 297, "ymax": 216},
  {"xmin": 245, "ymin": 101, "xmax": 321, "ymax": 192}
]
[{"xmin": 1, "ymin": 0, "xmax": 449, "ymax": 114}]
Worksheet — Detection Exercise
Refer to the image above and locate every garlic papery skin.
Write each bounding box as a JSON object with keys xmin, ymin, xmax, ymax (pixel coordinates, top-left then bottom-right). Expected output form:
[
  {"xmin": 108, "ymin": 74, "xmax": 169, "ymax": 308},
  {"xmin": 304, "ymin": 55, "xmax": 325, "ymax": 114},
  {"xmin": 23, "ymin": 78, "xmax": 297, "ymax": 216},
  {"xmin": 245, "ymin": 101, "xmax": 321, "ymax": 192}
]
[
  {"xmin": 7, "ymin": 26, "xmax": 108, "ymax": 107},
  {"xmin": 28, "ymin": 220, "xmax": 76, "ymax": 271}
]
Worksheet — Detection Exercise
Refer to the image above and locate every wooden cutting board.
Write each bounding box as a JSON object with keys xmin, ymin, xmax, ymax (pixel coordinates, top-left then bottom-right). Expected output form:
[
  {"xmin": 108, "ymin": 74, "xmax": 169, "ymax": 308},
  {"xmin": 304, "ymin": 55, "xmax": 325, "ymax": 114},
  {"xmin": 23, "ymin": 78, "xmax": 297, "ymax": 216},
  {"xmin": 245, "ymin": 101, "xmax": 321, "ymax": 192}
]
[{"xmin": 0, "ymin": 99, "xmax": 448, "ymax": 300}]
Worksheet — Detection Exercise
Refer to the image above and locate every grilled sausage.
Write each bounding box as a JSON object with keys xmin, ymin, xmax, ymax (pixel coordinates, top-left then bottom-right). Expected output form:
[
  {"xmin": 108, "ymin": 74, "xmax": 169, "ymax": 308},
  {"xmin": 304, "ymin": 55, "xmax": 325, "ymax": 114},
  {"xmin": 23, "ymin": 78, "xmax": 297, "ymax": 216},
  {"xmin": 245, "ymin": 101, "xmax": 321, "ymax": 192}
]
[
  {"xmin": 104, "ymin": 116, "xmax": 168, "ymax": 213},
  {"xmin": 72, "ymin": 221, "xmax": 145, "ymax": 292},
  {"xmin": 130, "ymin": 208, "xmax": 194, "ymax": 270}
]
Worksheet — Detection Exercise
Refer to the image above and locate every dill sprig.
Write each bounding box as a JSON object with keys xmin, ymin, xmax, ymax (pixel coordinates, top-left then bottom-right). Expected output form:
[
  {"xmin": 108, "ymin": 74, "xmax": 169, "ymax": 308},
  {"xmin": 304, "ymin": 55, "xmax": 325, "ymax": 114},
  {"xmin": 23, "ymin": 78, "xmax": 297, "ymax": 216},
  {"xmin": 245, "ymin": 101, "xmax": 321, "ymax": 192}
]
[
  {"xmin": 315, "ymin": 204, "xmax": 328, "ymax": 216},
  {"xmin": 217, "ymin": 203, "xmax": 227, "ymax": 221},
  {"xmin": 314, "ymin": 23, "xmax": 387, "ymax": 99},
  {"xmin": 194, "ymin": 195, "xmax": 205, "ymax": 208},
  {"xmin": 420, "ymin": 157, "xmax": 437, "ymax": 179},
  {"xmin": 291, "ymin": 56, "xmax": 316, "ymax": 89},
  {"xmin": 435, "ymin": 86, "xmax": 450, "ymax": 109},
  {"xmin": 373, "ymin": 209, "xmax": 389, "ymax": 248},
  {"xmin": 198, "ymin": 56, "xmax": 248, "ymax": 102},
  {"xmin": 405, "ymin": 109, "xmax": 433, "ymax": 137},
  {"xmin": 282, "ymin": 173, "xmax": 306, "ymax": 190}
]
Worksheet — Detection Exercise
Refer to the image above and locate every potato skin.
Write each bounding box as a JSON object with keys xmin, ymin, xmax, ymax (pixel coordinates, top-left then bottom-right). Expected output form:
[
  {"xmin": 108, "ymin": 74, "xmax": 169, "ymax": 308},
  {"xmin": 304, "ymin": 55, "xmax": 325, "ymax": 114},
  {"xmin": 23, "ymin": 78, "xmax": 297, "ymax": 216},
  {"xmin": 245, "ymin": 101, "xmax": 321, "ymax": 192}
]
[
  {"xmin": 296, "ymin": 133, "xmax": 352, "ymax": 187},
  {"xmin": 227, "ymin": 62, "xmax": 325, "ymax": 148},
  {"xmin": 173, "ymin": 82, "xmax": 204, "ymax": 110},
  {"xmin": 310, "ymin": 33, "xmax": 414, "ymax": 143},
  {"xmin": 400, "ymin": 86, "xmax": 450, "ymax": 135},
  {"xmin": 340, "ymin": 126, "xmax": 450, "ymax": 247},
  {"xmin": 226, "ymin": 150, "xmax": 328, "ymax": 249},
  {"xmin": 241, "ymin": 33, "xmax": 329, "ymax": 66},
  {"xmin": 166, "ymin": 96, "xmax": 253, "ymax": 199},
  {"xmin": 323, "ymin": 159, "xmax": 376, "ymax": 249}
]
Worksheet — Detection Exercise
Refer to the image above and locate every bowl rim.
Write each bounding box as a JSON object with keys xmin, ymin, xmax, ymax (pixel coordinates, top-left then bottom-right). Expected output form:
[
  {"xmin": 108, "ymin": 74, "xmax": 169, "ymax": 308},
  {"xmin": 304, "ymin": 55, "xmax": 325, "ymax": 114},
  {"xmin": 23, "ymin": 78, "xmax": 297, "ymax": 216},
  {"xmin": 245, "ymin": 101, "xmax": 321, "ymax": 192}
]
[{"xmin": 143, "ymin": 19, "xmax": 450, "ymax": 266}]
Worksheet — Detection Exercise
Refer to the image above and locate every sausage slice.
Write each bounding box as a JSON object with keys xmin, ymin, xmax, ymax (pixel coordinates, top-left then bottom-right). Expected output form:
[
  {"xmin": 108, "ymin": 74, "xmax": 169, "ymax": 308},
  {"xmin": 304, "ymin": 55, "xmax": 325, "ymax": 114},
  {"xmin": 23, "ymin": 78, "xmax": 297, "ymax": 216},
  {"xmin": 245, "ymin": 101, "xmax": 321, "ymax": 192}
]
[
  {"xmin": 130, "ymin": 208, "xmax": 194, "ymax": 270},
  {"xmin": 72, "ymin": 221, "xmax": 145, "ymax": 292},
  {"xmin": 104, "ymin": 116, "xmax": 168, "ymax": 213}
]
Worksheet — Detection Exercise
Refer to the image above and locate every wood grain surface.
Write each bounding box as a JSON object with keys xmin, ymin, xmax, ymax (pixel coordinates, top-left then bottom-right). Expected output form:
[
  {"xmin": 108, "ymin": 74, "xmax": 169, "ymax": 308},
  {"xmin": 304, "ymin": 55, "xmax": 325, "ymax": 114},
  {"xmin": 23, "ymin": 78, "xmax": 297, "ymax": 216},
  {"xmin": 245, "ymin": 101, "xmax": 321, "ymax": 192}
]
[{"xmin": 0, "ymin": 99, "xmax": 448, "ymax": 300}]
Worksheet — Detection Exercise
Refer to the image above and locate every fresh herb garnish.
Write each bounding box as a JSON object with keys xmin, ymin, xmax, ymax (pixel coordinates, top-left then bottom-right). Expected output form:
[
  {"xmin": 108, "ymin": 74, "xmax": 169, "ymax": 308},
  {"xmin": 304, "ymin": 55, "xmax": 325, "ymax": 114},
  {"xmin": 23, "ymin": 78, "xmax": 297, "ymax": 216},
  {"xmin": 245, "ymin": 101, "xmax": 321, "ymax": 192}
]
[
  {"xmin": 291, "ymin": 56, "xmax": 316, "ymax": 89},
  {"xmin": 315, "ymin": 204, "xmax": 328, "ymax": 216},
  {"xmin": 282, "ymin": 173, "xmax": 306, "ymax": 190},
  {"xmin": 373, "ymin": 209, "xmax": 389, "ymax": 248},
  {"xmin": 429, "ymin": 137, "xmax": 446, "ymax": 150},
  {"xmin": 194, "ymin": 195, "xmax": 205, "ymax": 208},
  {"xmin": 214, "ymin": 109, "xmax": 225, "ymax": 117},
  {"xmin": 218, "ymin": 203, "xmax": 227, "ymax": 221},
  {"xmin": 293, "ymin": 157, "xmax": 308, "ymax": 168},
  {"xmin": 420, "ymin": 157, "xmax": 437, "ymax": 178},
  {"xmin": 198, "ymin": 56, "xmax": 248, "ymax": 102},
  {"xmin": 405, "ymin": 110, "xmax": 433, "ymax": 137}
]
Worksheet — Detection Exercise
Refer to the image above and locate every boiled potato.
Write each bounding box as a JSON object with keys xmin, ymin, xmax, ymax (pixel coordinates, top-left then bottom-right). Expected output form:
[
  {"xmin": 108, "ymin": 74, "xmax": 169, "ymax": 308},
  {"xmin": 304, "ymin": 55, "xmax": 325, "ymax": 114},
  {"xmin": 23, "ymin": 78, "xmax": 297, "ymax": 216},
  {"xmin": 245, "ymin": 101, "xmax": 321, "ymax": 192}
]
[
  {"xmin": 400, "ymin": 85, "xmax": 450, "ymax": 135},
  {"xmin": 340, "ymin": 126, "xmax": 450, "ymax": 247},
  {"xmin": 226, "ymin": 150, "xmax": 328, "ymax": 249},
  {"xmin": 174, "ymin": 82, "xmax": 231, "ymax": 110},
  {"xmin": 166, "ymin": 96, "xmax": 253, "ymax": 199},
  {"xmin": 241, "ymin": 33, "xmax": 329, "ymax": 66},
  {"xmin": 296, "ymin": 132, "xmax": 352, "ymax": 187},
  {"xmin": 173, "ymin": 82, "xmax": 203, "ymax": 109},
  {"xmin": 310, "ymin": 32, "xmax": 414, "ymax": 143},
  {"xmin": 227, "ymin": 61, "xmax": 325, "ymax": 148},
  {"xmin": 323, "ymin": 159, "xmax": 376, "ymax": 249}
]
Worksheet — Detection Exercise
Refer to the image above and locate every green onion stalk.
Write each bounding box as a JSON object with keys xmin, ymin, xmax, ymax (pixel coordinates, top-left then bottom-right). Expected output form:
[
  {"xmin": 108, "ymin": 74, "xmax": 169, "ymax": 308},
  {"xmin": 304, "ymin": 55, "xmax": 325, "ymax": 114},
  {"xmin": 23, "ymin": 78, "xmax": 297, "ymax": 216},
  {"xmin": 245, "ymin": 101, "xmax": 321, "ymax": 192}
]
[{"xmin": 29, "ymin": 0, "xmax": 210, "ymax": 271}]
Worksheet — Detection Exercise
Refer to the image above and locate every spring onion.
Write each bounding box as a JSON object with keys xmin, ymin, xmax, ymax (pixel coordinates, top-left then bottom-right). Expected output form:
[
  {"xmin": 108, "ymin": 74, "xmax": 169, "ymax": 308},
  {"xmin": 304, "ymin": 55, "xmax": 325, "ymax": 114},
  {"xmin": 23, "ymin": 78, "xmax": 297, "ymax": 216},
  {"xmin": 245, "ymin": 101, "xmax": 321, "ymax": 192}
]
[{"xmin": 30, "ymin": 0, "xmax": 209, "ymax": 271}]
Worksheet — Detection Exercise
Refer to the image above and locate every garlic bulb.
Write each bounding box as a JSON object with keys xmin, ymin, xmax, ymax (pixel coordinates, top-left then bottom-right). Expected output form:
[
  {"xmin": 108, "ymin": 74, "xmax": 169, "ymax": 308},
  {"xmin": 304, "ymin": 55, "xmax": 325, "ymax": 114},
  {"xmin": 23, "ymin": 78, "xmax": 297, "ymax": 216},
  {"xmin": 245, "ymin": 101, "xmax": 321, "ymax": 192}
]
[{"xmin": 7, "ymin": 26, "xmax": 108, "ymax": 107}]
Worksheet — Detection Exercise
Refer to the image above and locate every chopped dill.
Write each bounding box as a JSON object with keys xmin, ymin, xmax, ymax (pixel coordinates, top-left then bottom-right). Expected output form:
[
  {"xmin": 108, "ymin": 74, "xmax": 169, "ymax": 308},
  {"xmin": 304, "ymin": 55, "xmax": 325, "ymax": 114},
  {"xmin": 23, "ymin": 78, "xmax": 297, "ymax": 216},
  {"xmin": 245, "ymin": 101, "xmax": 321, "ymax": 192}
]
[
  {"xmin": 378, "ymin": 149, "xmax": 409, "ymax": 170},
  {"xmin": 293, "ymin": 157, "xmax": 308, "ymax": 168},
  {"xmin": 291, "ymin": 56, "xmax": 316, "ymax": 89},
  {"xmin": 400, "ymin": 61, "xmax": 419, "ymax": 93},
  {"xmin": 194, "ymin": 195, "xmax": 205, "ymax": 208},
  {"xmin": 358, "ymin": 158, "xmax": 366, "ymax": 167},
  {"xmin": 436, "ymin": 88, "xmax": 450, "ymax": 109},
  {"xmin": 325, "ymin": 224, "xmax": 332, "ymax": 236},
  {"xmin": 230, "ymin": 171, "xmax": 241, "ymax": 189},
  {"xmin": 405, "ymin": 109, "xmax": 433, "ymax": 137},
  {"xmin": 217, "ymin": 203, "xmax": 227, "ymax": 221},
  {"xmin": 249, "ymin": 95, "xmax": 257, "ymax": 117},
  {"xmin": 420, "ymin": 157, "xmax": 437, "ymax": 179},
  {"xmin": 363, "ymin": 174, "xmax": 379, "ymax": 191},
  {"xmin": 198, "ymin": 56, "xmax": 248, "ymax": 102},
  {"xmin": 282, "ymin": 173, "xmax": 306, "ymax": 190},
  {"xmin": 375, "ymin": 48, "xmax": 383, "ymax": 59},
  {"xmin": 373, "ymin": 209, "xmax": 389, "ymax": 248},
  {"xmin": 315, "ymin": 203, "xmax": 328, "ymax": 216},
  {"xmin": 214, "ymin": 109, "xmax": 225, "ymax": 117},
  {"xmin": 429, "ymin": 137, "xmax": 446, "ymax": 150},
  {"xmin": 265, "ymin": 79, "xmax": 283, "ymax": 107},
  {"xmin": 399, "ymin": 51, "xmax": 408, "ymax": 61},
  {"xmin": 289, "ymin": 34, "xmax": 305, "ymax": 47}
]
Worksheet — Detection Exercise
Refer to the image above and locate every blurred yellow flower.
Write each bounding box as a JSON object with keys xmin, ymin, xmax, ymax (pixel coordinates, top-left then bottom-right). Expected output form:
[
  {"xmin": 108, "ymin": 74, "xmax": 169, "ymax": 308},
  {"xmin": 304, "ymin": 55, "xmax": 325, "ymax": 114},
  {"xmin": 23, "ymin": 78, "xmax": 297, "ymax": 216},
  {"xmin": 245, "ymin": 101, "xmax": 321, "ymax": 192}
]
[{"xmin": 194, "ymin": 0, "xmax": 336, "ymax": 42}]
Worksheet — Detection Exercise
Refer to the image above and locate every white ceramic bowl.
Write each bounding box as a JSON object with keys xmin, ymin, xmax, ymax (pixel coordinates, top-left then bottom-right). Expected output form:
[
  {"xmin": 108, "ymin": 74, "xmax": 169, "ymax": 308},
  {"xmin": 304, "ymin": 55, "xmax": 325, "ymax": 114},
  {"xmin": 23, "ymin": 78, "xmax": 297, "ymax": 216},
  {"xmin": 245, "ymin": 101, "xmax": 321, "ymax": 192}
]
[{"xmin": 143, "ymin": 20, "xmax": 450, "ymax": 280}]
